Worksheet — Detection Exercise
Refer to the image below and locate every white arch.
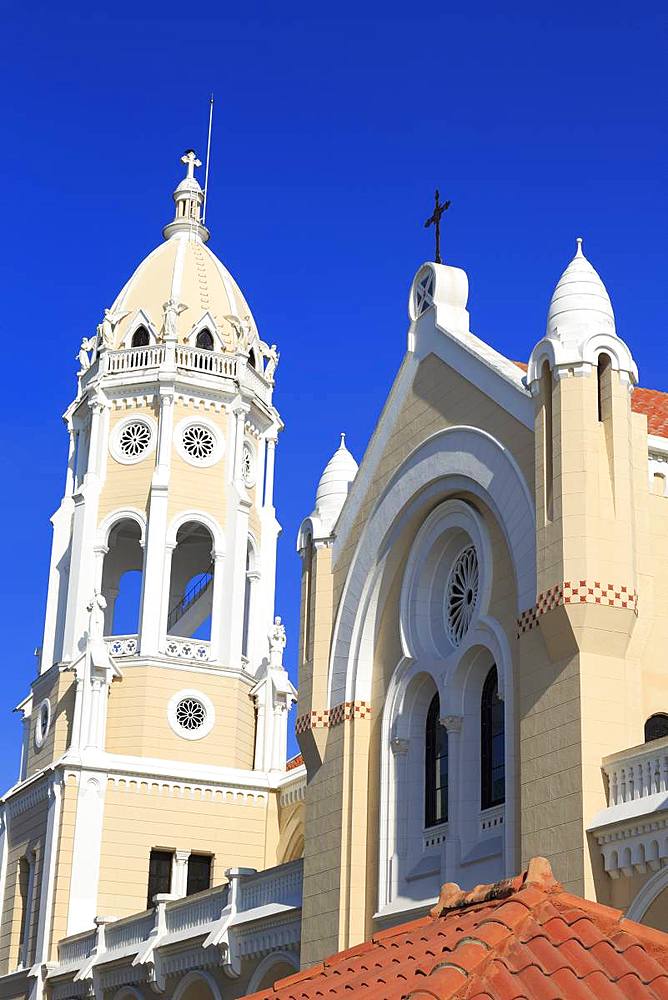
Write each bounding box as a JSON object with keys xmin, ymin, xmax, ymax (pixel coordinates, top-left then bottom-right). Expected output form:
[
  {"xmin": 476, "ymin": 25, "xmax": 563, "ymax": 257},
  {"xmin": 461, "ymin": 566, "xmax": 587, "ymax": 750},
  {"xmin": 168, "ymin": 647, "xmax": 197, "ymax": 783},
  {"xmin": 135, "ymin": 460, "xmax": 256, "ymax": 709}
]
[
  {"xmin": 171, "ymin": 970, "xmax": 223, "ymax": 1000},
  {"xmin": 185, "ymin": 312, "xmax": 226, "ymax": 352},
  {"xmin": 166, "ymin": 510, "xmax": 225, "ymax": 556},
  {"xmin": 97, "ymin": 508, "xmax": 147, "ymax": 548},
  {"xmin": 626, "ymin": 866, "xmax": 668, "ymax": 923},
  {"xmin": 112, "ymin": 988, "xmax": 144, "ymax": 1000},
  {"xmin": 328, "ymin": 425, "xmax": 535, "ymax": 707},
  {"xmin": 246, "ymin": 951, "xmax": 299, "ymax": 993}
]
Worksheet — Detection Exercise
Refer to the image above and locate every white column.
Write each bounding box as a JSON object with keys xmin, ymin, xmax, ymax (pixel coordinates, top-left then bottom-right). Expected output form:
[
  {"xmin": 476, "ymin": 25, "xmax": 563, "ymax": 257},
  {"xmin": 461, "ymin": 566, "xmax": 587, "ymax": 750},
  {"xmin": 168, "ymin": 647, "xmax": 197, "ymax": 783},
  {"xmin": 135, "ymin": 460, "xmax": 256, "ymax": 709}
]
[
  {"xmin": 32, "ymin": 775, "xmax": 64, "ymax": 967},
  {"xmin": 172, "ymin": 850, "xmax": 190, "ymax": 898},
  {"xmin": 140, "ymin": 388, "xmax": 174, "ymax": 655},
  {"xmin": 40, "ymin": 498, "xmax": 74, "ymax": 671},
  {"xmin": 208, "ymin": 549, "xmax": 226, "ymax": 663},
  {"xmin": 389, "ymin": 737, "xmax": 409, "ymax": 905},
  {"xmin": 67, "ymin": 772, "xmax": 107, "ymax": 935},
  {"xmin": 263, "ymin": 436, "xmax": 277, "ymax": 508},
  {"xmin": 442, "ymin": 714, "xmax": 463, "ymax": 883}
]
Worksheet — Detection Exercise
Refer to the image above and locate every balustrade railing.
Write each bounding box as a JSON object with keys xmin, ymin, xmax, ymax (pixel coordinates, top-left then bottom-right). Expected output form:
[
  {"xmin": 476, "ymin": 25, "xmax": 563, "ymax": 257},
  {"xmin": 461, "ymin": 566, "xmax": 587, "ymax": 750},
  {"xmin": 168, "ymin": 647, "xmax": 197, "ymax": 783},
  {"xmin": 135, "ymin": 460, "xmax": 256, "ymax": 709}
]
[
  {"xmin": 58, "ymin": 929, "xmax": 96, "ymax": 965},
  {"xmin": 106, "ymin": 345, "xmax": 165, "ymax": 373},
  {"xmin": 604, "ymin": 738, "xmax": 668, "ymax": 807},
  {"xmin": 237, "ymin": 859, "xmax": 303, "ymax": 913},
  {"xmin": 105, "ymin": 635, "xmax": 139, "ymax": 657},
  {"xmin": 175, "ymin": 345, "xmax": 237, "ymax": 377},
  {"xmin": 163, "ymin": 637, "xmax": 211, "ymax": 662},
  {"xmin": 165, "ymin": 884, "xmax": 229, "ymax": 934},
  {"xmin": 105, "ymin": 912, "xmax": 155, "ymax": 952}
]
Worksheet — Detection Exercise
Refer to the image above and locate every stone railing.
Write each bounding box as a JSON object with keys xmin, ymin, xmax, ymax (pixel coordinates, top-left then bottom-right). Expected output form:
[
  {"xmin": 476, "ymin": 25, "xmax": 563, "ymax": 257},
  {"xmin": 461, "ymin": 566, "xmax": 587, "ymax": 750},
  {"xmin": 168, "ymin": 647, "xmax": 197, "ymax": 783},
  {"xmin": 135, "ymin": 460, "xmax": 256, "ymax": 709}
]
[
  {"xmin": 589, "ymin": 736, "xmax": 668, "ymax": 878},
  {"xmin": 105, "ymin": 635, "xmax": 139, "ymax": 657},
  {"xmin": 175, "ymin": 345, "xmax": 237, "ymax": 377},
  {"xmin": 605, "ymin": 740, "xmax": 668, "ymax": 807},
  {"xmin": 163, "ymin": 636, "xmax": 211, "ymax": 662},
  {"xmin": 236, "ymin": 859, "xmax": 303, "ymax": 913},
  {"xmin": 50, "ymin": 861, "xmax": 303, "ymax": 990}
]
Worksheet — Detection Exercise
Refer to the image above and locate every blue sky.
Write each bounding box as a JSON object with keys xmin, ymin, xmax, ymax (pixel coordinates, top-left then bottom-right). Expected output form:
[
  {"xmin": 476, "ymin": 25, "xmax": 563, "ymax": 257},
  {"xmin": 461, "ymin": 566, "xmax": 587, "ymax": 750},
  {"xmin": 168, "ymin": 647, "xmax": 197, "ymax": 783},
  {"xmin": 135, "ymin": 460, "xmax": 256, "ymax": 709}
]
[{"xmin": 0, "ymin": 1, "xmax": 665, "ymax": 785}]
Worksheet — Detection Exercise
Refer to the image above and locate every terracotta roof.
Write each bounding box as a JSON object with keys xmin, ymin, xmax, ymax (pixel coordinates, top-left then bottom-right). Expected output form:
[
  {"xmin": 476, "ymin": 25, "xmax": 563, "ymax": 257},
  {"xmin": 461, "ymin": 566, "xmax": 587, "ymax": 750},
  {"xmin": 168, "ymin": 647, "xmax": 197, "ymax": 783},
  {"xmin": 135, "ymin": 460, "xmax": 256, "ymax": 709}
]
[
  {"xmin": 512, "ymin": 361, "xmax": 668, "ymax": 439},
  {"xmin": 286, "ymin": 753, "xmax": 304, "ymax": 771},
  {"xmin": 245, "ymin": 858, "xmax": 668, "ymax": 1000}
]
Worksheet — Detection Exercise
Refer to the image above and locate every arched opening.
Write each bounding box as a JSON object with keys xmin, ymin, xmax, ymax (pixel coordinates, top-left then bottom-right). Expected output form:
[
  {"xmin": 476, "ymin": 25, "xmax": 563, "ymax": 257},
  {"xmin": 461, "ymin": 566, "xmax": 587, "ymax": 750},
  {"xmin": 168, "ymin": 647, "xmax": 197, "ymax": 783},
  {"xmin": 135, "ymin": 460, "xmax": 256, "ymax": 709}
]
[
  {"xmin": 645, "ymin": 714, "xmax": 668, "ymax": 743},
  {"xmin": 248, "ymin": 348, "xmax": 257, "ymax": 370},
  {"xmin": 597, "ymin": 352, "xmax": 612, "ymax": 423},
  {"xmin": 425, "ymin": 693, "xmax": 448, "ymax": 828},
  {"xmin": 131, "ymin": 326, "xmax": 150, "ymax": 348},
  {"xmin": 300, "ymin": 534, "xmax": 313, "ymax": 666},
  {"xmin": 172, "ymin": 971, "xmax": 221, "ymax": 1000},
  {"xmin": 167, "ymin": 523, "xmax": 214, "ymax": 641},
  {"xmin": 195, "ymin": 328, "xmax": 214, "ymax": 351},
  {"xmin": 481, "ymin": 665, "xmax": 505, "ymax": 809},
  {"xmin": 247, "ymin": 954, "xmax": 299, "ymax": 993},
  {"xmin": 101, "ymin": 520, "xmax": 144, "ymax": 636},
  {"xmin": 254, "ymin": 960, "xmax": 298, "ymax": 991},
  {"xmin": 541, "ymin": 360, "xmax": 553, "ymax": 522}
]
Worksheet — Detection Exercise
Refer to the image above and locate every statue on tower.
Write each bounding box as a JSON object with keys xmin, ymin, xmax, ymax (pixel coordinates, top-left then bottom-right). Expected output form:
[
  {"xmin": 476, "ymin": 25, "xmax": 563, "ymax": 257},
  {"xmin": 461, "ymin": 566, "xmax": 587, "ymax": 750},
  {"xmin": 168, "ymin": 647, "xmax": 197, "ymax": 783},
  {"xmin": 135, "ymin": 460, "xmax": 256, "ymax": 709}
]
[
  {"xmin": 268, "ymin": 615, "xmax": 287, "ymax": 667},
  {"xmin": 77, "ymin": 336, "xmax": 96, "ymax": 372},
  {"xmin": 162, "ymin": 299, "xmax": 187, "ymax": 342},
  {"xmin": 264, "ymin": 343, "xmax": 280, "ymax": 383}
]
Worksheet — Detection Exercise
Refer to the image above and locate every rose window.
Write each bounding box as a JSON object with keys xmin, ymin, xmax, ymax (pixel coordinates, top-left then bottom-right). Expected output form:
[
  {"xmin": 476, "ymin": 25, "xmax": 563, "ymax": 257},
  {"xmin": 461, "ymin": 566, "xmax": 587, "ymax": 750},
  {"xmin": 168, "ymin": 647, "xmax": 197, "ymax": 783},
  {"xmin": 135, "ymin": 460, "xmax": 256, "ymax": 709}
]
[
  {"xmin": 414, "ymin": 269, "xmax": 435, "ymax": 317},
  {"xmin": 182, "ymin": 424, "xmax": 215, "ymax": 461},
  {"xmin": 175, "ymin": 697, "xmax": 207, "ymax": 732},
  {"xmin": 119, "ymin": 420, "xmax": 152, "ymax": 458},
  {"xmin": 446, "ymin": 545, "xmax": 479, "ymax": 645}
]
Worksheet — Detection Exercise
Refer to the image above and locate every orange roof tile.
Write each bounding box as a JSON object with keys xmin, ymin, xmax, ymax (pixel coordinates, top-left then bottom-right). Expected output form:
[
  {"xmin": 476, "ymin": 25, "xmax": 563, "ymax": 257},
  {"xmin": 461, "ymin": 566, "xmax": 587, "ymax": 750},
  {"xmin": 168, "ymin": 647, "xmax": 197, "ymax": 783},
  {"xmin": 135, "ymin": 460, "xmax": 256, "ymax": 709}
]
[
  {"xmin": 244, "ymin": 858, "xmax": 668, "ymax": 1000},
  {"xmin": 286, "ymin": 753, "xmax": 304, "ymax": 771},
  {"xmin": 512, "ymin": 361, "xmax": 668, "ymax": 439}
]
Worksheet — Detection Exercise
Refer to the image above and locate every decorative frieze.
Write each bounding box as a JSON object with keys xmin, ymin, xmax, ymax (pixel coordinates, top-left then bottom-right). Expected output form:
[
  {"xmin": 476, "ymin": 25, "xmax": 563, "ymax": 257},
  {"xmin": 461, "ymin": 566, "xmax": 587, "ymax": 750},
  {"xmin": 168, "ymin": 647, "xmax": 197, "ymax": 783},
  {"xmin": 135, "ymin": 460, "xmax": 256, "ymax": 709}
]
[
  {"xmin": 295, "ymin": 700, "xmax": 371, "ymax": 735},
  {"xmin": 517, "ymin": 580, "xmax": 638, "ymax": 636}
]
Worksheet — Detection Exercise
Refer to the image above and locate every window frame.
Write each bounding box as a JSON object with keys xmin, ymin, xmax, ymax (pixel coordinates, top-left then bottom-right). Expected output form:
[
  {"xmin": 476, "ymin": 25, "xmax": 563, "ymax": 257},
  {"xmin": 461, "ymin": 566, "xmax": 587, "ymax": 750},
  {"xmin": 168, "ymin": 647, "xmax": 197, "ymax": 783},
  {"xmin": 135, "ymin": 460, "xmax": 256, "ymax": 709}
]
[
  {"xmin": 147, "ymin": 848, "xmax": 174, "ymax": 908},
  {"xmin": 186, "ymin": 853, "xmax": 213, "ymax": 896},
  {"xmin": 481, "ymin": 666, "xmax": 505, "ymax": 810},
  {"xmin": 424, "ymin": 693, "xmax": 448, "ymax": 829}
]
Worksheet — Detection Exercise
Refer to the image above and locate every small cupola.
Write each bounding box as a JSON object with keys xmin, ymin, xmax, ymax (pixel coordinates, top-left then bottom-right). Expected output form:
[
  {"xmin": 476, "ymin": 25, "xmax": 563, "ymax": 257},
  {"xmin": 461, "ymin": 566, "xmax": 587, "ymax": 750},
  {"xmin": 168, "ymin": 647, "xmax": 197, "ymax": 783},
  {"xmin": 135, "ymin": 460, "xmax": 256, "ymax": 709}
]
[
  {"xmin": 297, "ymin": 435, "xmax": 359, "ymax": 547},
  {"xmin": 162, "ymin": 150, "xmax": 210, "ymax": 243},
  {"xmin": 527, "ymin": 239, "xmax": 637, "ymax": 387}
]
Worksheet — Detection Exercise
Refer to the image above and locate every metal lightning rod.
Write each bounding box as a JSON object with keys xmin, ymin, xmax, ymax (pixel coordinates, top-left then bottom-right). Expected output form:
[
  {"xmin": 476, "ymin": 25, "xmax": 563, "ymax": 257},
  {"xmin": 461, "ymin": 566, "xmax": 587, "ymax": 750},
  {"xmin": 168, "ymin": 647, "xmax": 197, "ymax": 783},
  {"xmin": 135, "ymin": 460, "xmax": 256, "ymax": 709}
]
[{"xmin": 203, "ymin": 94, "xmax": 214, "ymax": 225}]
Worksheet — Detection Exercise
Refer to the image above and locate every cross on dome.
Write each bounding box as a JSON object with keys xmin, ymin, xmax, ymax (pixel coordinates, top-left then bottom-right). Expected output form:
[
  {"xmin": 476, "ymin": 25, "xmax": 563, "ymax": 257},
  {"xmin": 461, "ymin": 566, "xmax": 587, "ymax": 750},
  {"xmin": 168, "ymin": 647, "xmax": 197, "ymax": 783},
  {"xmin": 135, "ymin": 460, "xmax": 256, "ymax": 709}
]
[{"xmin": 181, "ymin": 149, "xmax": 202, "ymax": 180}]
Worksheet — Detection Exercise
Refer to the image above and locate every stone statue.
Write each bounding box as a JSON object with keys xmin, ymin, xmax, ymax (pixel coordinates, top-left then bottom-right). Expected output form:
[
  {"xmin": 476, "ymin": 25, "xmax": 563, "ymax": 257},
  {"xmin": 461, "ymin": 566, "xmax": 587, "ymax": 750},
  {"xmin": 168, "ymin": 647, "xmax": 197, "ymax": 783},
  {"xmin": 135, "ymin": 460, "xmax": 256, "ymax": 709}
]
[
  {"xmin": 96, "ymin": 308, "xmax": 127, "ymax": 351},
  {"xmin": 226, "ymin": 314, "xmax": 253, "ymax": 354},
  {"xmin": 86, "ymin": 592, "xmax": 107, "ymax": 644},
  {"xmin": 268, "ymin": 615, "xmax": 287, "ymax": 660},
  {"xmin": 77, "ymin": 336, "xmax": 96, "ymax": 372},
  {"xmin": 264, "ymin": 343, "xmax": 280, "ymax": 383},
  {"xmin": 162, "ymin": 299, "xmax": 187, "ymax": 342}
]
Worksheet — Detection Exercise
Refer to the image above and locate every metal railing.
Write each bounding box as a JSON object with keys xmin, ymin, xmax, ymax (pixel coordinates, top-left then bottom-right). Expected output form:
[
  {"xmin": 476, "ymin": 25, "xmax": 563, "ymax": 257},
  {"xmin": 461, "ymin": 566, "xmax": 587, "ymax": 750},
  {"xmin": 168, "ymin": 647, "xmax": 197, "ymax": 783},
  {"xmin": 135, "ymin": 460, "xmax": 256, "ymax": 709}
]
[{"xmin": 167, "ymin": 563, "xmax": 214, "ymax": 632}]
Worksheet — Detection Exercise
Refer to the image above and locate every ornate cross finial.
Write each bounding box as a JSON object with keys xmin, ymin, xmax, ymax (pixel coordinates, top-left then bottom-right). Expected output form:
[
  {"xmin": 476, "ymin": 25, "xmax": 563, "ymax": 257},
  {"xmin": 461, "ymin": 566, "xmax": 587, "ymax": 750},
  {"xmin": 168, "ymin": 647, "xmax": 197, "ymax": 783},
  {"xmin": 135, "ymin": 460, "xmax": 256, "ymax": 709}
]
[
  {"xmin": 181, "ymin": 149, "xmax": 202, "ymax": 180},
  {"xmin": 424, "ymin": 189, "xmax": 452, "ymax": 265}
]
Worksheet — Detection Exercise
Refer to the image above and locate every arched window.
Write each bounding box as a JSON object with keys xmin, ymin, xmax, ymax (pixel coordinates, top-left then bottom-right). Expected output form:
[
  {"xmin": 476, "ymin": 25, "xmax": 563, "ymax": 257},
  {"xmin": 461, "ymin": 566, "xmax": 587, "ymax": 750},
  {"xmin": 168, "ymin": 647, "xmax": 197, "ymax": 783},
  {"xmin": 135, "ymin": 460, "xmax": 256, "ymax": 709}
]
[
  {"xmin": 645, "ymin": 714, "xmax": 668, "ymax": 743},
  {"xmin": 597, "ymin": 353, "xmax": 612, "ymax": 423},
  {"xmin": 131, "ymin": 326, "xmax": 150, "ymax": 348},
  {"xmin": 481, "ymin": 666, "xmax": 505, "ymax": 809},
  {"xmin": 196, "ymin": 328, "xmax": 214, "ymax": 351},
  {"xmin": 248, "ymin": 349, "xmax": 257, "ymax": 370},
  {"xmin": 425, "ymin": 693, "xmax": 448, "ymax": 828},
  {"xmin": 541, "ymin": 361, "xmax": 553, "ymax": 521}
]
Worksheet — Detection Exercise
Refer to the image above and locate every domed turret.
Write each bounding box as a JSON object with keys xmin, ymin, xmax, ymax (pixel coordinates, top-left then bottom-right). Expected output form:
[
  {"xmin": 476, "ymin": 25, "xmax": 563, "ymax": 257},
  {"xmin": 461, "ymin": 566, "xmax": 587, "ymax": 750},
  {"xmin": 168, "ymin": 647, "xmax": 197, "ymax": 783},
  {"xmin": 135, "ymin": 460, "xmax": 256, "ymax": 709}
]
[
  {"xmin": 298, "ymin": 435, "xmax": 358, "ymax": 545},
  {"xmin": 527, "ymin": 239, "xmax": 637, "ymax": 387},
  {"xmin": 546, "ymin": 238, "xmax": 615, "ymax": 341}
]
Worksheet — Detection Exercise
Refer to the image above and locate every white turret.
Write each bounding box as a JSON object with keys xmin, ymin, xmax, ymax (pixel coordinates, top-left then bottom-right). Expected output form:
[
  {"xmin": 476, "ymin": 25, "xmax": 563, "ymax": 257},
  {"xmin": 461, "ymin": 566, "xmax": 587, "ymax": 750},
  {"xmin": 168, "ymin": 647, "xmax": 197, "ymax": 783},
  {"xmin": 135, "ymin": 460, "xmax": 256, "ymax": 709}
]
[
  {"xmin": 528, "ymin": 239, "xmax": 637, "ymax": 387},
  {"xmin": 297, "ymin": 435, "xmax": 358, "ymax": 546}
]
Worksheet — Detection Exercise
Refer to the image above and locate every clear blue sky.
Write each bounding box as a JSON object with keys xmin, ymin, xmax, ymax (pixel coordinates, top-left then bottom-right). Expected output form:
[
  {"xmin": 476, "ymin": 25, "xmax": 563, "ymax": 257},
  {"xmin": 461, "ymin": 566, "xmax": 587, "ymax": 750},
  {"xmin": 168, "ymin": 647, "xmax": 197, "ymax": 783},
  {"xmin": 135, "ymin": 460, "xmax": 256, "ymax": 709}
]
[{"xmin": 0, "ymin": 1, "xmax": 665, "ymax": 785}]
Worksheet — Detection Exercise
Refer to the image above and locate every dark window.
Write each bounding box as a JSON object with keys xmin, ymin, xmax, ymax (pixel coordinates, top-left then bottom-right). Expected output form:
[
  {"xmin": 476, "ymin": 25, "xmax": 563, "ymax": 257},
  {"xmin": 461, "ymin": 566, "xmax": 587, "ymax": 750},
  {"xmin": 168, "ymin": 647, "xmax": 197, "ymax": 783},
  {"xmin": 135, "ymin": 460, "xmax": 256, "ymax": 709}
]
[
  {"xmin": 17, "ymin": 855, "xmax": 32, "ymax": 967},
  {"xmin": 481, "ymin": 666, "xmax": 505, "ymax": 809},
  {"xmin": 425, "ymin": 693, "xmax": 448, "ymax": 828},
  {"xmin": 248, "ymin": 349, "xmax": 257, "ymax": 369},
  {"xmin": 132, "ymin": 326, "xmax": 150, "ymax": 348},
  {"xmin": 597, "ymin": 353, "xmax": 612, "ymax": 422},
  {"xmin": 645, "ymin": 714, "xmax": 668, "ymax": 743},
  {"xmin": 196, "ymin": 329, "xmax": 214, "ymax": 351},
  {"xmin": 187, "ymin": 854, "xmax": 212, "ymax": 896},
  {"xmin": 147, "ymin": 849, "xmax": 173, "ymax": 907}
]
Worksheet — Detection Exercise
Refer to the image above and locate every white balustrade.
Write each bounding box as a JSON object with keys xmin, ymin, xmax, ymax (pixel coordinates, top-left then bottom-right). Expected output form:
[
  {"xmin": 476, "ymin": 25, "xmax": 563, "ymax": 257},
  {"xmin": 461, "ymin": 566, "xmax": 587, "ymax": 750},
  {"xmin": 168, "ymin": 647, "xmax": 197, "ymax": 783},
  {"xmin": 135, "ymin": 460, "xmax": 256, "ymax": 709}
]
[
  {"xmin": 165, "ymin": 885, "xmax": 229, "ymax": 934},
  {"xmin": 605, "ymin": 741, "xmax": 668, "ymax": 807},
  {"xmin": 175, "ymin": 346, "xmax": 237, "ymax": 377},
  {"xmin": 105, "ymin": 912, "xmax": 155, "ymax": 952},
  {"xmin": 106, "ymin": 346, "xmax": 165, "ymax": 373},
  {"xmin": 58, "ymin": 929, "xmax": 96, "ymax": 965},
  {"xmin": 105, "ymin": 635, "xmax": 139, "ymax": 657},
  {"xmin": 164, "ymin": 637, "xmax": 211, "ymax": 662},
  {"xmin": 237, "ymin": 859, "xmax": 303, "ymax": 913}
]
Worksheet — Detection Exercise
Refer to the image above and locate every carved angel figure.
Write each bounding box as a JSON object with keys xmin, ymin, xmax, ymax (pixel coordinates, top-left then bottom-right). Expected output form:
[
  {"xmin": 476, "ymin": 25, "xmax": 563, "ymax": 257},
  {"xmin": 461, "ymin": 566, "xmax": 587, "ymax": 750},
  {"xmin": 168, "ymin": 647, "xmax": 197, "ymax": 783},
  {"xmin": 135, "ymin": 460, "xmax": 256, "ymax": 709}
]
[
  {"xmin": 268, "ymin": 615, "xmax": 287, "ymax": 656},
  {"xmin": 86, "ymin": 592, "xmax": 107, "ymax": 644},
  {"xmin": 226, "ymin": 314, "xmax": 253, "ymax": 354},
  {"xmin": 77, "ymin": 336, "xmax": 96, "ymax": 372},
  {"xmin": 264, "ymin": 343, "xmax": 280, "ymax": 383},
  {"xmin": 162, "ymin": 299, "xmax": 187, "ymax": 342}
]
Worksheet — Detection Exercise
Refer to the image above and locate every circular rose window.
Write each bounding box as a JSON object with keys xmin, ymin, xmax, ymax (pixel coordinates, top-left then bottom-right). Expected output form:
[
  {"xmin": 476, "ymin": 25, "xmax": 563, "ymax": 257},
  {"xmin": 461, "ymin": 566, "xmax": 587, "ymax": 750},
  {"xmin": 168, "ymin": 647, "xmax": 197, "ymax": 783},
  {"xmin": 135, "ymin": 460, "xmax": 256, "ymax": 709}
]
[
  {"xmin": 175, "ymin": 696, "xmax": 206, "ymax": 732},
  {"xmin": 167, "ymin": 689, "xmax": 215, "ymax": 741},
  {"xmin": 119, "ymin": 420, "xmax": 152, "ymax": 459},
  {"xmin": 446, "ymin": 545, "xmax": 479, "ymax": 646},
  {"xmin": 182, "ymin": 424, "xmax": 216, "ymax": 462}
]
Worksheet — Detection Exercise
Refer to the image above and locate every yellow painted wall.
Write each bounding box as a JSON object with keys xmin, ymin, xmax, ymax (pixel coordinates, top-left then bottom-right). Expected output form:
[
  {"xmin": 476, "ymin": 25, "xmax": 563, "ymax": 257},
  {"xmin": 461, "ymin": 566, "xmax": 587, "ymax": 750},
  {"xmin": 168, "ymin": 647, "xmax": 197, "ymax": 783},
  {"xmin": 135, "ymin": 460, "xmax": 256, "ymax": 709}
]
[
  {"xmin": 24, "ymin": 671, "xmax": 75, "ymax": 779},
  {"xmin": 0, "ymin": 788, "xmax": 49, "ymax": 974}
]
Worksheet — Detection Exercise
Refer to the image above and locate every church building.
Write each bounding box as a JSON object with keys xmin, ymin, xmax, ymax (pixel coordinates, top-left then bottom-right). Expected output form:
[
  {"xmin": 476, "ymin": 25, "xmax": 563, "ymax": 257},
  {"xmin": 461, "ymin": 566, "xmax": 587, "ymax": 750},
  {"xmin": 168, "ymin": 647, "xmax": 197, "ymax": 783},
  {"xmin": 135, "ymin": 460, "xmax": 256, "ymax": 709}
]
[{"xmin": 0, "ymin": 148, "xmax": 667, "ymax": 1000}]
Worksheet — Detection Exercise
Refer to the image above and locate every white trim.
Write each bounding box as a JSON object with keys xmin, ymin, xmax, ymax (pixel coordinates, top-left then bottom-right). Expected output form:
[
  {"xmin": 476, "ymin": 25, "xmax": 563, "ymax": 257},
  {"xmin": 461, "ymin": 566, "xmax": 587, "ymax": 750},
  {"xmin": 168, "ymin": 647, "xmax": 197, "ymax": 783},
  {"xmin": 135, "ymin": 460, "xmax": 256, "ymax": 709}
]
[
  {"xmin": 174, "ymin": 416, "xmax": 224, "ymax": 469},
  {"xmin": 329, "ymin": 425, "xmax": 536, "ymax": 708},
  {"xmin": 67, "ymin": 771, "xmax": 107, "ymax": 935},
  {"xmin": 167, "ymin": 689, "xmax": 216, "ymax": 741},
  {"xmin": 246, "ymin": 950, "xmax": 299, "ymax": 992},
  {"xmin": 119, "ymin": 309, "xmax": 158, "ymax": 349},
  {"xmin": 166, "ymin": 510, "xmax": 225, "ymax": 554},
  {"xmin": 97, "ymin": 508, "xmax": 148, "ymax": 548},
  {"xmin": 184, "ymin": 313, "xmax": 226, "ymax": 353},
  {"xmin": 626, "ymin": 866, "xmax": 668, "ymax": 922},
  {"xmin": 241, "ymin": 439, "xmax": 257, "ymax": 489},
  {"xmin": 109, "ymin": 413, "xmax": 158, "ymax": 466},
  {"xmin": 34, "ymin": 699, "xmax": 51, "ymax": 750}
]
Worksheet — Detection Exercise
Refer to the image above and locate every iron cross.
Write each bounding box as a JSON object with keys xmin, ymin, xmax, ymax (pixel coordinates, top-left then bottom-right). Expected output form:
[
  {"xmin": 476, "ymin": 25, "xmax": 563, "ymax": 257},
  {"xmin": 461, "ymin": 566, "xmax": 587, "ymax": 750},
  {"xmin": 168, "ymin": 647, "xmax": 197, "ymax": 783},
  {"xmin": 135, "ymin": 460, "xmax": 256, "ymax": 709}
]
[{"xmin": 424, "ymin": 189, "xmax": 451, "ymax": 264}]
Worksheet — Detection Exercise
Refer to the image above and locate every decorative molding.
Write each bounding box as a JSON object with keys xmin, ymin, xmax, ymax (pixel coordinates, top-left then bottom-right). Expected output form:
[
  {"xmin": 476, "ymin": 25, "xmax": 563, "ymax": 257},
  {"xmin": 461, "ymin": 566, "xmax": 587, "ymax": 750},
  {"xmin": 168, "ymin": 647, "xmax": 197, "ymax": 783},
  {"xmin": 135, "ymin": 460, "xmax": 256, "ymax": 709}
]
[
  {"xmin": 517, "ymin": 580, "xmax": 638, "ymax": 635},
  {"xmin": 106, "ymin": 776, "xmax": 268, "ymax": 805},
  {"xmin": 279, "ymin": 780, "xmax": 305, "ymax": 808},
  {"xmin": 295, "ymin": 700, "xmax": 371, "ymax": 735}
]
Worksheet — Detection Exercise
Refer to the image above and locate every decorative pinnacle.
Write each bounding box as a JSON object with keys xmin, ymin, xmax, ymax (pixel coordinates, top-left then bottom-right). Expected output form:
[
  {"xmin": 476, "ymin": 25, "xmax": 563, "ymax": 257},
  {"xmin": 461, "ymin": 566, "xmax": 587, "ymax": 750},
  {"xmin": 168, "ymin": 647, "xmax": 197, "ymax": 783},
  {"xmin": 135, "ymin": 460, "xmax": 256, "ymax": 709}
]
[
  {"xmin": 575, "ymin": 236, "xmax": 584, "ymax": 257},
  {"xmin": 340, "ymin": 432, "xmax": 346, "ymax": 448}
]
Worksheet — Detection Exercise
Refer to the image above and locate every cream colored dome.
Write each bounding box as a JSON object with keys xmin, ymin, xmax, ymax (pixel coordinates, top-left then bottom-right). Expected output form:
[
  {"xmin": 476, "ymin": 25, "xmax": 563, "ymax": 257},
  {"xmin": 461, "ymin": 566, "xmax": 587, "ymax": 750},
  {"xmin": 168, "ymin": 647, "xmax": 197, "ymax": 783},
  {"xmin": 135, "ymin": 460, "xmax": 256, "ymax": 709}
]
[
  {"xmin": 314, "ymin": 434, "xmax": 359, "ymax": 522},
  {"xmin": 103, "ymin": 152, "xmax": 258, "ymax": 351},
  {"xmin": 546, "ymin": 238, "xmax": 615, "ymax": 340}
]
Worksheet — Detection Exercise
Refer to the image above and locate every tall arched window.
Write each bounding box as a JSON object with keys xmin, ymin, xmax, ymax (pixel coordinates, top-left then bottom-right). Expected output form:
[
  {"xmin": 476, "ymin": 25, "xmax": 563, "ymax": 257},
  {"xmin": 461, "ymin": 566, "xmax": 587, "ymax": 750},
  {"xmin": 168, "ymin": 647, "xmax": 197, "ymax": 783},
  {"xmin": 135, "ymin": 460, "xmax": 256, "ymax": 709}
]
[
  {"xmin": 196, "ymin": 329, "xmax": 214, "ymax": 351},
  {"xmin": 481, "ymin": 666, "xmax": 504, "ymax": 809},
  {"xmin": 425, "ymin": 693, "xmax": 448, "ymax": 828},
  {"xmin": 597, "ymin": 352, "xmax": 612, "ymax": 423},
  {"xmin": 131, "ymin": 326, "xmax": 150, "ymax": 348},
  {"xmin": 645, "ymin": 714, "xmax": 668, "ymax": 743}
]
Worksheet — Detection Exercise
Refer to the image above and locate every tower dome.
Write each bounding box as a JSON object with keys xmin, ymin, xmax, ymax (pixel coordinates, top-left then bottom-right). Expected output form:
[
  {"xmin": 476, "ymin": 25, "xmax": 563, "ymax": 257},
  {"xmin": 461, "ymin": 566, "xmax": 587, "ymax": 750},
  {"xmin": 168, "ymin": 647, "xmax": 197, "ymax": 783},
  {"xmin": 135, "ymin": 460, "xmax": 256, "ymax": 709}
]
[
  {"xmin": 99, "ymin": 151, "xmax": 259, "ymax": 352},
  {"xmin": 298, "ymin": 435, "xmax": 358, "ymax": 545},
  {"xmin": 546, "ymin": 238, "xmax": 615, "ymax": 340}
]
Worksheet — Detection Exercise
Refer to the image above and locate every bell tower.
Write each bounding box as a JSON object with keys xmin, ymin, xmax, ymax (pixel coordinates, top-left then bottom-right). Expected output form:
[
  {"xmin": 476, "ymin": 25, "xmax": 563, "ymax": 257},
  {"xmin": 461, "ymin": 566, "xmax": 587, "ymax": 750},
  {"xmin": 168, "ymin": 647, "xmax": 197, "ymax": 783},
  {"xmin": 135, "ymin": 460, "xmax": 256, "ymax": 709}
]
[{"xmin": 0, "ymin": 152, "xmax": 296, "ymax": 995}]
